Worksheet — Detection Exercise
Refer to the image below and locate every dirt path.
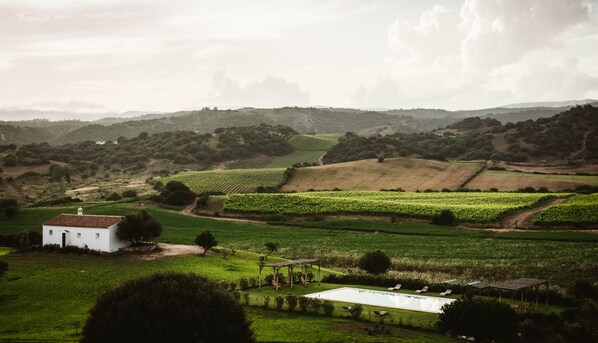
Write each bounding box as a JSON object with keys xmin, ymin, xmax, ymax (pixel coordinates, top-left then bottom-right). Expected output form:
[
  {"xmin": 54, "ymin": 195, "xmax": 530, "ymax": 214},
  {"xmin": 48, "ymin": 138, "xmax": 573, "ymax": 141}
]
[
  {"xmin": 318, "ymin": 152, "xmax": 326, "ymax": 166},
  {"xmin": 181, "ymin": 198, "xmax": 265, "ymax": 224},
  {"xmin": 500, "ymin": 198, "xmax": 567, "ymax": 229},
  {"xmin": 139, "ymin": 243, "xmax": 204, "ymax": 260},
  {"xmin": 0, "ymin": 182, "xmax": 27, "ymax": 204},
  {"xmin": 570, "ymin": 130, "xmax": 593, "ymax": 159}
]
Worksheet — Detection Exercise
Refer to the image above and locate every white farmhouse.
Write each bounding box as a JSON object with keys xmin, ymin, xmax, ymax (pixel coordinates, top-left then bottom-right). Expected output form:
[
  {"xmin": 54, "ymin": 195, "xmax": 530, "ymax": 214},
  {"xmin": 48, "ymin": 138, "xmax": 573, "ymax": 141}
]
[{"xmin": 42, "ymin": 208, "xmax": 129, "ymax": 253}]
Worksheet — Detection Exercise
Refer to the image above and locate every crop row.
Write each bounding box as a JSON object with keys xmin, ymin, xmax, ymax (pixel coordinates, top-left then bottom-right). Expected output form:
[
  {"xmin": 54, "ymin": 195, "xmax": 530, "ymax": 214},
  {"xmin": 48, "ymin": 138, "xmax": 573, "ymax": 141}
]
[
  {"xmin": 224, "ymin": 191, "xmax": 554, "ymax": 223},
  {"xmin": 533, "ymin": 194, "xmax": 598, "ymax": 226},
  {"xmin": 163, "ymin": 168, "xmax": 286, "ymax": 194}
]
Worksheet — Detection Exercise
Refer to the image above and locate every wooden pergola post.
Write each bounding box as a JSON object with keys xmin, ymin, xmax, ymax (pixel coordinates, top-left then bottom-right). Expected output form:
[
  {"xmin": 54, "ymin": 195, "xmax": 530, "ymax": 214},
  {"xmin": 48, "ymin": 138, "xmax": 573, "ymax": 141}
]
[
  {"xmin": 317, "ymin": 262, "xmax": 321, "ymax": 286},
  {"xmin": 289, "ymin": 265, "xmax": 294, "ymax": 288},
  {"xmin": 258, "ymin": 264, "xmax": 263, "ymax": 289}
]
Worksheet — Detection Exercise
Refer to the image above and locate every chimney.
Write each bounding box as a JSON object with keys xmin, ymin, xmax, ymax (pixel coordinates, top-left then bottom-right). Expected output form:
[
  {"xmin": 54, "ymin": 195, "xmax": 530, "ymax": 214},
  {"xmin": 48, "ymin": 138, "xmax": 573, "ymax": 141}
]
[{"xmin": 77, "ymin": 207, "xmax": 83, "ymax": 215}]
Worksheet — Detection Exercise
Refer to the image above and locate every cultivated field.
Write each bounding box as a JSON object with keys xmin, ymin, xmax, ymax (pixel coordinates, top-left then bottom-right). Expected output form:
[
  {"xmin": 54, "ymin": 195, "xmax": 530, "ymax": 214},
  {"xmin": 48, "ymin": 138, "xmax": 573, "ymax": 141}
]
[
  {"xmin": 282, "ymin": 158, "xmax": 483, "ymax": 192},
  {"xmin": 162, "ymin": 168, "xmax": 286, "ymax": 194},
  {"xmin": 466, "ymin": 170, "xmax": 598, "ymax": 191},
  {"xmin": 533, "ymin": 193, "xmax": 598, "ymax": 227},
  {"xmin": 289, "ymin": 134, "xmax": 339, "ymax": 151},
  {"xmin": 224, "ymin": 191, "xmax": 561, "ymax": 223}
]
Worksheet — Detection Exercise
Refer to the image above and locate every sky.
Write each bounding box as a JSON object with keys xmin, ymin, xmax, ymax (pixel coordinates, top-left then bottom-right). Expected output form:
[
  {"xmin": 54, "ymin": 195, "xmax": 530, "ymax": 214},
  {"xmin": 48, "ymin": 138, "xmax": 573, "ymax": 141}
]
[{"xmin": 0, "ymin": 0, "xmax": 597, "ymax": 119}]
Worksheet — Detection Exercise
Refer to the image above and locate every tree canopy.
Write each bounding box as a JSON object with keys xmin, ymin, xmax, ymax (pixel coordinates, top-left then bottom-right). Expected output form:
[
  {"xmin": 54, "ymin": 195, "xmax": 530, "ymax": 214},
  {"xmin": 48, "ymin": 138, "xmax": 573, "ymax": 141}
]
[
  {"xmin": 194, "ymin": 231, "xmax": 218, "ymax": 256},
  {"xmin": 358, "ymin": 250, "xmax": 392, "ymax": 275},
  {"xmin": 116, "ymin": 210, "xmax": 162, "ymax": 245},
  {"xmin": 81, "ymin": 272, "xmax": 255, "ymax": 343}
]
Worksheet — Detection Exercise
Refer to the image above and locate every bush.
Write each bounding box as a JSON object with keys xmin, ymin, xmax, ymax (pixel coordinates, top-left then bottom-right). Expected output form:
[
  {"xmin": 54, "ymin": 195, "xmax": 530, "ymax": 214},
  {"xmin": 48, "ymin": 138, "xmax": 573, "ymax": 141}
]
[
  {"xmin": 263, "ymin": 295, "xmax": 270, "ymax": 308},
  {"xmin": 121, "ymin": 190, "xmax": 138, "ymax": 198},
  {"xmin": 106, "ymin": 192, "xmax": 122, "ymax": 201},
  {"xmin": 81, "ymin": 272, "xmax": 255, "ymax": 343},
  {"xmin": 431, "ymin": 209, "xmax": 456, "ymax": 226},
  {"xmin": 164, "ymin": 180, "xmax": 190, "ymax": 192},
  {"xmin": 285, "ymin": 294, "xmax": 298, "ymax": 312},
  {"xmin": 358, "ymin": 250, "xmax": 392, "ymax": 275},
  {"xmin": 275, "ymin": 296, "xmax": 284, "ymax": 310},
  {"xmin": 349, "ymin": 304, "xmax": 363, "ymax": 320},
  {"xmin": 4, "ymin": 207, "xmax": 17, "ymax": 218},
  {"xmin": 163, "ymin": 190, "xmax": 196, "ymax": 206},
  {"xmin": 298, "ymin": 296, "xmax": 309, "ymax": 313},
  {"xmin": 0, "ymin": 260, "xmax": 7, "ymax": 278},
  {"xmin": 322, "ymin": 301, "xmax": 335, "ymax": 316},
  {"xmin": 377, "ymin": 156, "xmax": 385, "ymax": 163},
  {"xmin": 437, "ymin": 297, "xmax": 517, "ymax": 342},
  {"xmin": 0, "ymin": 198, "xmax": 17, "ymax": 209},
  {"xmin": 239, "ymin": 278, "xmax": 249, "ymax": 290}
]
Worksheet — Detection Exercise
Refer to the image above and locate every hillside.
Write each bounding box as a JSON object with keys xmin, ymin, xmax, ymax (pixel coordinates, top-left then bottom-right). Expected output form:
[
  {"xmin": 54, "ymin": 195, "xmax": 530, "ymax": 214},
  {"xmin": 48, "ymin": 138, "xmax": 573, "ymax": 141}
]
[
  {"xmin": 281, "ymin": 157, "xmax": 483, "ymax": 192},
  {"xmin": 324, "ymin": 105, "xmax": 598, "ymax": 164}
]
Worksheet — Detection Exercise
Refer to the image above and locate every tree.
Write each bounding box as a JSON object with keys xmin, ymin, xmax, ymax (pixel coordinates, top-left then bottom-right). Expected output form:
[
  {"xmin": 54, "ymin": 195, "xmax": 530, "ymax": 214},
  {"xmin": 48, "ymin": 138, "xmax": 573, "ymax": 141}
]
[
  {"xmin": 431, "ymin": 209, "xmax": 456, "ymax": 226},
  {"xmin": 437, "ymin": 297, "xmax": 518, "ymax": 342},
  {"xmin": 358, "ymin": 250, "xmax": 391, "ymax": 275},
  {"xmin": 81, "ymin": 272, "xmax": 255, "ymax": 343},
  {"xmin": 116, "ymin": 210, "xmax": 162, "ymax": 245},
  {"xmin": 165, "ymin": 180, "xmax": 190, "ymax": 192},
  {"xmin": 121, "ymin": 190, "xmax": 138, "ymax": 198},
  {"xmin": 106, "ymin": 192, "xmax": 122, "ymax": 201},
  {"xmin": 264, "ymin": 242, "xmax": 279, "ymax": 256},
  {"xmin": 4, "ymin": 207, "xmax": 17, "ymax": 218},
  {"xmin": 377, "ymin": 156, "xmax": 385, "ymax": 163},
  {"xmin": 195, "ymin": 231, "xmax": 217, "ymax": 256}
]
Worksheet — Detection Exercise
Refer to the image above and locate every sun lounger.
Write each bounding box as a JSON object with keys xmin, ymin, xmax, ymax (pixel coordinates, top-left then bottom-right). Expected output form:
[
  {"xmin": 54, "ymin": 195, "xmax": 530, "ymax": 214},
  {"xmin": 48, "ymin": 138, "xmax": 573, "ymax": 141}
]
[
  {"xmin": 415, "ymin": 286, "xmax": 429, "ymax": 293},
  {"xmin": 387, "ymin": 283, "xmax": 402, "ymax": 291},
  {"xmin": 440, "ymin": 289, "xmax": 452, "ymax": 296},
  {"xmin": 373, "ymin": 310, "xmax": 389, "ymax": 317}
]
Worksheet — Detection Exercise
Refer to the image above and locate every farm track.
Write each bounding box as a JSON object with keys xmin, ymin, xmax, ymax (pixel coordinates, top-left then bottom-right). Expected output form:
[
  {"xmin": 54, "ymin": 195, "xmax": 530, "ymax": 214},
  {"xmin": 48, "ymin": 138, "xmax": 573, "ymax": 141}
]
[
  {"xmin": 499, "ymin": 198, "xmax": 567, "ymax": 229},
  {"xmin": 570, "ymin": 130, "xmax": 593, "ymax": 159},
  {"xmin": 181, "ymin": 199, "xmax": 265, "ymax": 224},
  {"xmin": 139, "ymin": 243, "xmax": 204, "ymax": 260}
]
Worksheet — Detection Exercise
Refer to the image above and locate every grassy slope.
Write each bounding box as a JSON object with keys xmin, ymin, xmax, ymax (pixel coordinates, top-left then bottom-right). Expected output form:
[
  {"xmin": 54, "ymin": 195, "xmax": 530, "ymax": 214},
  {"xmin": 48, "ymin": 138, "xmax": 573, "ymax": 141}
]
[
  {"xmin": 162, "ymin": 168, "xmax": 286, "ymax": 194},
  {"xmin": 282, "ymin": 157, "xmax": 483, "ymax": 192},
  {"xmin": 467, "ymin": 170, "xmax": 598, "ymax": 191},
  {"xmin": 265, "ymin": 150, "xmax": 324, "ymax": 168},
  {"xmin": 289, "ymin": 134, "xmax": 338, "ymax": 151},
  {"xmin": 2, "ymin": 203, "xmax": 596, "ymax": 285}
]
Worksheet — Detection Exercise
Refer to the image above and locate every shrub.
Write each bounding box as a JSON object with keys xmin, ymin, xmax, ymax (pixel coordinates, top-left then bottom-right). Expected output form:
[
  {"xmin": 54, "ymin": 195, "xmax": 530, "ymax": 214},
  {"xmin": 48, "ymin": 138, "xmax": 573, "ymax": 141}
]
[
  {"xmin": 431, "ymin": 209, "xmax": 456, "ymax": 226},
  {"xmin": 322, "ymin": 301, "xmax": 335, "ymax": 316},
  {"xmin": 239, "ymin": 278, "xmax": 249, "ymax": 290},
  {"xmin": 80, "ymin": 272, "xmax": 255, "ymax": 343},
  {"xmin": 285, "ymin": 294, "xmax": 298, "ymax": 312},
  {"xmin": 358, "ymin": 250, "xmax": 392, "ymax": 275},
  {"xmin": 264, "ymin": 242, "xmax": 279, "ymax": 256},
  {"xmin": 437, "ymin": 297, "xmax": 517, "ymax": 342},
  {"xmin": 275, "ymin": 296, "xmax": 284, "ymax": 310},
  {"xmin": 242, "ymin": 293, "xmax": 250, "ymax": 305},
  {"xmin": 106, "ymin": 192, "xmax": 122, "ymax": 201},
  {"xmin": 164, "ymin": 180, "xmax": 190, "ymax": 192},
  {"xmin": 0, "ymin": 198, "xmax": 17, "ymax": 209},
  {"xmin": 298, "ymin": 296, "xmax": 309, "ymax": 313},
  {"xmin": 194, "ymin": 231, "xmax": 218, "ymax": 256},
  {"xmin": 163, "ymin": 189, "xmax": 196, "ymax": 205},
  {"xmin": 4, "ymin": 207, "xmax": 17, "ymax": 218},
  {"xmin": 377, "ymin": 156, "xmax": 385, "ymax": 163},
  {"xmin": 263, "ymin": 295, "xmax": 270, "ymax": 308},
  {"xmin": 121, "ymin": 190, "xmax": 138, "ymax": 198},
  {"xmin": 349, "ymin": 304, "xmax": 363, "ymax": 320}
]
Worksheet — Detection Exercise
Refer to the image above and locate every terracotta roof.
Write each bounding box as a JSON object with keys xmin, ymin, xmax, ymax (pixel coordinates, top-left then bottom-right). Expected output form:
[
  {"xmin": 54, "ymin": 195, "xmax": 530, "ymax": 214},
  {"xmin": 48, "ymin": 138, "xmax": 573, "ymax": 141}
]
[{"xmin": 43, "ymin": 214, "xmax": 124, "ymax": 228}]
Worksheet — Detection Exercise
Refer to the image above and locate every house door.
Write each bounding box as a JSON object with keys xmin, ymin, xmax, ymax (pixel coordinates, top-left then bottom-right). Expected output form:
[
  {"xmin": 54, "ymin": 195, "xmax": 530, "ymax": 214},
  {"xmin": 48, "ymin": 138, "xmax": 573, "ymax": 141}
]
[{"xmin": 61, "ymin": 233, "xmax": 66, "ymax": 248}]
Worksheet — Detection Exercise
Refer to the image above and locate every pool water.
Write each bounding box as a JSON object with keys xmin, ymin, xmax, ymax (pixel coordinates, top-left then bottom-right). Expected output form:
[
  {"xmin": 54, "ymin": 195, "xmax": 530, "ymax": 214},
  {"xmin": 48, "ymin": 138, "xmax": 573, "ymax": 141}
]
[{"xmin": 305, "ymin": 287, "xmax": 455, "ymax": 313}]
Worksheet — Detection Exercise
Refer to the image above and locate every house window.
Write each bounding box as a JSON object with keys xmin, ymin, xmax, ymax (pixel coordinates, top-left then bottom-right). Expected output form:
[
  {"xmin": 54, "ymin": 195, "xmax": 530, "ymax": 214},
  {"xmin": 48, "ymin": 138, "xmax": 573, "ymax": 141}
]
[
  {"xmin": 49, "ymin": 230, "xmax": 53, "ymax": 235},
  {"xmin": 77, "ymin": 233, "xmax": 81, "ymax": 238},
  {"xmin": 96, "ymin": 233, "xmax": 100, "ymax": 239}
]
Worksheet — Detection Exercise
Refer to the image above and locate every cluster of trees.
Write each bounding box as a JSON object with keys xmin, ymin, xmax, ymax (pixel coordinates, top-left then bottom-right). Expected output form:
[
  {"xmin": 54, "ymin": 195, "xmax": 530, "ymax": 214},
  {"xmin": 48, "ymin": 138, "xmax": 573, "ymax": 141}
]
[
  {"xmin": 0, "ymin": 198, "xmax": 18, "ymax": 218},
  {"xmin": 1, "ymin": 124, "xmax": 297, "ymax": 172},
  {"xmin": 323, "ymin": 105, "xmax": 598, "ymax": 164},
  {"xmin": 150, "ymin": 180, "xmax": 196, "ymax": 206}
]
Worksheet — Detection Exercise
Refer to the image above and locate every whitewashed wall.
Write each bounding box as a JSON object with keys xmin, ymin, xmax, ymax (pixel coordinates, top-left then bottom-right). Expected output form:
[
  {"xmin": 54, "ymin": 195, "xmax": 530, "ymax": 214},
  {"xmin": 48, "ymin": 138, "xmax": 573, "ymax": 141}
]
[{"xmin": 42, "ymin": 223, "xmax": 129, "ymax": 252}]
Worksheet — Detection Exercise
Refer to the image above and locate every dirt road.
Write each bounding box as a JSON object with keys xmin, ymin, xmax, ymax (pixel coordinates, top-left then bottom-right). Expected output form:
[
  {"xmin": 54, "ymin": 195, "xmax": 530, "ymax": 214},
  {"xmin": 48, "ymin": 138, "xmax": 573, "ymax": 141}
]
[
  {"xmin": 500, "ymin": 198, "xmax": 567, "ymax": 229},
  {"xmin": 181, "ymin": 199, "xmax": 265, "ymax": 224}
]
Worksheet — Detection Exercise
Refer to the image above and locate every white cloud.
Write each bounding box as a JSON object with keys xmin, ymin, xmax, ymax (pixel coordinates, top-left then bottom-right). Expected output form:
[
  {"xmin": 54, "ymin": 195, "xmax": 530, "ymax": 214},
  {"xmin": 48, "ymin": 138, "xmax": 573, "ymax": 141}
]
[{"xmin": 205, "ymin": 72, "xmax": 311, "ymax": 108}]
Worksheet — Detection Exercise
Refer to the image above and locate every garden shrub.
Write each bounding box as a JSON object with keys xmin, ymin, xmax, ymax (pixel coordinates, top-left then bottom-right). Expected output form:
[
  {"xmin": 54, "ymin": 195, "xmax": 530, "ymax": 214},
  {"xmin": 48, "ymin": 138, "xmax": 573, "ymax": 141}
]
[
  {"xmin": 358, "ymin": 250, "xmax": 392, "ymax": 275},
  {"xmin": 322, "ymin": 301, "xmax": 335, "ymax": 316},
  {"xmin": 275, "ymin": 296, "xmax": 284, "ymax": 310},
  {"xmin": 285, "ymin": 294, "xmax": 298, "ymax": 312}
]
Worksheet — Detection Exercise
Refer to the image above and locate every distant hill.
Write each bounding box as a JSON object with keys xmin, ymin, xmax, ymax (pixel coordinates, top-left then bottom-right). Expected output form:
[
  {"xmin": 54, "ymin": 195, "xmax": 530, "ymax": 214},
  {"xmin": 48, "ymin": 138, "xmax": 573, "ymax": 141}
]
[
  {"xmin": 323, "ymin": 105, "xmax": 598, "ymax": 164},
  {"xmin": 502, "ymin": 99, "xmax": 598, "ymax": 108}
]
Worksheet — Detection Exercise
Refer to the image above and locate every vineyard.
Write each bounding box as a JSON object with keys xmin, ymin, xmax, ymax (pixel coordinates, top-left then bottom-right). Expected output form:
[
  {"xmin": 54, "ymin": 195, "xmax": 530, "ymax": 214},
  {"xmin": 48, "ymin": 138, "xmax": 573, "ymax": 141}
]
[
  {"xmin": 224, "ymin": 191, "xmax": 560, "ymax": 223},
  {"xmin": 163, "ymin": 168, "xmax": 286, "ymax": 194},
  {"xmin": 533, "ymin": 193, "xmax": 598, "ymax": 227},
  {"xmin": 289, "ymin": 134, "xmax": 339, "ymax": 151}
]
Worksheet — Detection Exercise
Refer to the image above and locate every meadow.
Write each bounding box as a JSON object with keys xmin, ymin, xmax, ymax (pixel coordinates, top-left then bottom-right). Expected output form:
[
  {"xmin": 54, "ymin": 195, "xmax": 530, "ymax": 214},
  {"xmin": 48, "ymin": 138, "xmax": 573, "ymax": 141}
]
[
  {"xmin": 162, "ymin": 168, "xmax": 286, "ymax": 194},
  {"xmin": 223, "ymin": 191, "xmax": 561, "ymax": 223},
  {"xmin": 289, "ymin": 134, "xmax": 339, "ymax": 151},
  {"xmin": 466, "ymin": 170, "xmax": 598, "ymax": 191}
]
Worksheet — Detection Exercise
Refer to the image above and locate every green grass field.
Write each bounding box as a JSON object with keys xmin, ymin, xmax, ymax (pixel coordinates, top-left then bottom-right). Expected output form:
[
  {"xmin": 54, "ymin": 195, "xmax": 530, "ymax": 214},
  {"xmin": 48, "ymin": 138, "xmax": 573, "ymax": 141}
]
[
  {"xmin": 224, "ymin": 191, "xmax": 562, "ymax": 223},
  {"xmin": 162, "ymin": 168, "xmax": 286, "ymax": 194},
  {"xmin": 289, "ymin": 134, "xmax": 339, "ymax": 151},
  {"xmin": 265, "ymin": 150, "xmax": 324, "ymax": 168}
]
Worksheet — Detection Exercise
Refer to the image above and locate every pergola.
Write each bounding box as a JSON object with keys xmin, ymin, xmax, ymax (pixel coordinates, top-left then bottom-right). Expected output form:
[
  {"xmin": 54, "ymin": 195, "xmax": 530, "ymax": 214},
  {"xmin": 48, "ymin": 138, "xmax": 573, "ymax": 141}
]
[
  {"xmin": 493, "ymin": 278, "xmax": 549, "ymax": 308},
  {"xmin": 258, "ymin": 259, "xmax": 320, "ymax": 290}
]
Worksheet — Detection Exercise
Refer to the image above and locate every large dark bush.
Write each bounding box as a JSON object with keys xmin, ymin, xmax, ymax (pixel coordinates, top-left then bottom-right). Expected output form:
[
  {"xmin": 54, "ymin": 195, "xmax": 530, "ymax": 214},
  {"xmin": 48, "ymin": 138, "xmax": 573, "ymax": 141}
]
[
  {"xmin": 437, "ymin": 297, "xmax": 518, "ymax": 342},
  {"xmin": 164, "ymin": 180, "xmax": 190, "ymax": 192},
  {"xmin": 431, "ymin": 209, "xmax": 456, "ymax": 226},
  {"xmin": 357, "ymin": 250, "xmax": 391, "ymax": 275},
  {"xmin": 121, "ymin": 189, "xmax": 138, "ymax": 198},
  {"xmin": 163, "ymin": 189, "xmax": 196, "ymax": 206},
  {"xmin": 116, "ymin": 210, "xmax": 162, "ymax": 245},
  {"xmin": 81, "ymin": 272, "xmax": 255, "ymax": 343}
]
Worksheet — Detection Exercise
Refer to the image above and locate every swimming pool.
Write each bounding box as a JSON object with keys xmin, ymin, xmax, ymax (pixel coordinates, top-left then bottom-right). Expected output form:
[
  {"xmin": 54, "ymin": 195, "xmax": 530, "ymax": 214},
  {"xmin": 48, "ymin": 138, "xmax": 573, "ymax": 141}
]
[{"xmin": 305, "ymin": 287, "xmax": 455, "ymax": 313}]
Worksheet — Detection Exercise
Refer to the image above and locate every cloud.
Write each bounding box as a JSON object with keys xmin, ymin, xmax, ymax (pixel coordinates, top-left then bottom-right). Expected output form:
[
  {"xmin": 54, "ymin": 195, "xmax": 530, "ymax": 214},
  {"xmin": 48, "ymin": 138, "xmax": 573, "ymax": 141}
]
[
  {"xmin": 206, "ymin": 72, "xmax": 311, "ymax": 108},
  {"xmin": 18, "ymin": 12, "xmax": 69, "ymax": 22},
  {"xmin": 388, "ymin": 0, "xmax": 593, "ymax": 70}
]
